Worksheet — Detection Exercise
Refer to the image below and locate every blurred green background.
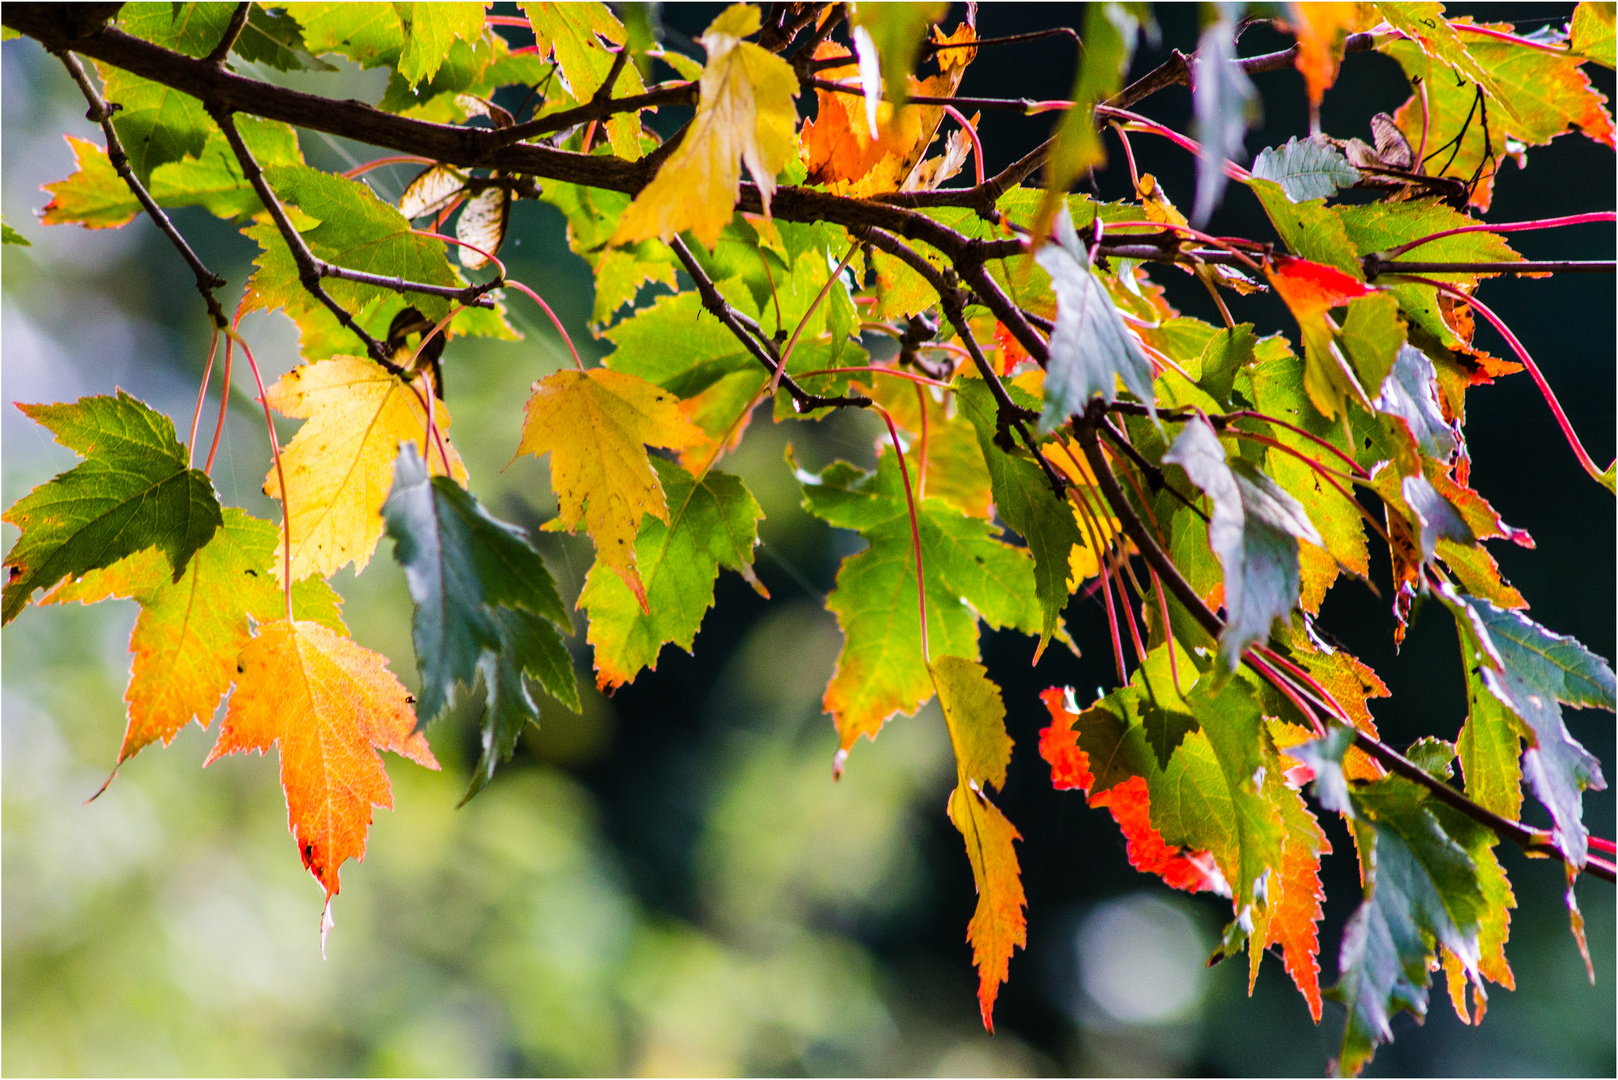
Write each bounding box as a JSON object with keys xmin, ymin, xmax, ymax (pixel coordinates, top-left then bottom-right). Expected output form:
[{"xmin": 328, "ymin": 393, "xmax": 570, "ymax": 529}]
[{"xmin": 2, "ymin": 4, "xmax": 1612, "ymax": 1076}]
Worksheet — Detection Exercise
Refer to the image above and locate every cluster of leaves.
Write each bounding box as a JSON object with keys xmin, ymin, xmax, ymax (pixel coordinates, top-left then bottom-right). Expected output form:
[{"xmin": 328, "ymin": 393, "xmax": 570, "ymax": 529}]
[{"xmin": 3, "ymin": 2, "xmax": 1615, "ymax": 1072}]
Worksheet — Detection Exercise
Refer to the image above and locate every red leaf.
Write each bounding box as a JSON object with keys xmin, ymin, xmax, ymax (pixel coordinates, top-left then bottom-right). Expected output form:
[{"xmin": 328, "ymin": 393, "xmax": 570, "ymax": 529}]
[{"xmin": 1266, "ymin": 254, "xmax": 1376, "ymax": 317}]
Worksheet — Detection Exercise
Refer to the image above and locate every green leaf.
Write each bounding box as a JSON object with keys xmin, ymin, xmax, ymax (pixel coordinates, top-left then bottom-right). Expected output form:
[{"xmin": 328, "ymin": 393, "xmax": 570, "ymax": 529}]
[
  {"xmin": 578, "ymin": 457, "xmax": 765, "ymax": 690},
  {"xmin": 1331, "ymin": 775, "xmax": 1487, "ymax": 1077},
  {"xmin": 1036, "ymin": 204, "xmax": 1156, "ymax": 432},
  {"xmin": 1034, "ymin": 1, "xmax": 1144, "ymax": 238},
  {"xmin": 393, "ymin": 2, "xmax": 485, "ymax": 85},
  {"xmin": 283, "ymin": 2, "xmax": 405, "ymax": 68},
  {"xmin": 1375, "ymin": 3, "xmax": 1523, "ymax": 125},
  {"xmin": 96, "ymin": 63, "xmax": 213, "ymax": 184},
  {"xmin": 1, "ymin": 217, "xmax": 30, "ymax": 246},
  {"xmin": 955, "ymin": 379, "xmax": 1079, "ymax": 655},
  {"xmin": 1339, "ymin": 294, "xmax": 1407, "ymax": 396},
  {"xmin": 3, "ymin": 391, "xmax": 222, "ymax": 624},
  {"xmin": 1162, "ymin": 416, "xmax": 1323, "ymax": 674},
  {"xmin": 233, "ymin": 5, "xmax": 339, "ymax": 71},
  {"xmin": 383, "ymin": 443, "xmax": 572, "ymax": 725},
  {"xmin": 1142, "ymin": 701, "xmax": 1199, "ymax": 771},
  {"xmin": 120, "ymin": 2, "xmax": 238, "ymax": 58},
  {"xmin": 1196, "ymin": 323, "xmax": 1256, "ymax": 405},
  {"xmin": 1249, "ymin": 137, "xmax": 1360, "ymax": 202},
  {"xmin": 465, "ymin": 605, "xmax": 580, "ymax": 803},
  {"xmin": 1445, "ymin": 590, "xmax": 1614, "ymax": 866},
  {"xmin": 519, "ymin": 1, "xmax": 647, "ymax": 157},
  {"xmin": 1247, "ymin": 178, "xmax": 1361, "ymax": 275},
  {"xmin": 1572, "ymin": 1, "xmax": 1616, "ymax": 68},
  {"xmin": 243, "ymin": 163, "xmax": 461, "ymax": 322},
  {"xmin": 1375, "ymin": 344, "xmax": 1457, "ymax": 462},
  {"xmin": 797, "ymin": 449, "xmax": 1040, "ymax": 752}
]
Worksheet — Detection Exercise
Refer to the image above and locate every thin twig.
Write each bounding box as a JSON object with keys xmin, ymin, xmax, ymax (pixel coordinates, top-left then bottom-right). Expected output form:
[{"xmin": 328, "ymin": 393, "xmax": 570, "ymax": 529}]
[
  {"xmin": 56, "ymin": 50, "xmax": 228, "ymax": 328},
  {"xmin": 204, "ymin": 2, "xmax": 250, "ymax": 65}
]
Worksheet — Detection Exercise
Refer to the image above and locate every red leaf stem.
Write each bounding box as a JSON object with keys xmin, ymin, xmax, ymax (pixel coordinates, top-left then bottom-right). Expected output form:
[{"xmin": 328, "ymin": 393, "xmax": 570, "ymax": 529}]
[
  {"xmin": 1383, "ymin": 211, "xmax": 1617, "ymax": 260},
  {"xmin": 232, "ymin": 329, "xmax": 293, "ymax": 624},
  {"xmin": 186, "ymin": 327, "xmax": 219, "ymax": 468}
]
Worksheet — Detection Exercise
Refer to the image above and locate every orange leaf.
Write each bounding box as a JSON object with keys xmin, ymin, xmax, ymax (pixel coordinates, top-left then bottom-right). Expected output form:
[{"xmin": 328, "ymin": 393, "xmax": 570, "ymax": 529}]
[
  {"xmin": 1037, "ymin": 689, "xmax": 1223, "ymax": 895},
  {"xmin": 1266, "ymin": 255, "xmax": 1378, "ymax": 419},
  {"xmin": 947, "ymin": 783, "xmax": 1025, "ymax": 1032},
  {"xmin": 1248, "ymin": 769, "xmax": 1331, "ymax": 1021},
  {"xmin": 205, "ymin": 620, "xmax": 438, "ymax": 903},
  {"xmin": 1284, "ymin": 2, "xmax": 1364, "ymax": 105},
  {"xmin": 993, "ymin": 321, "xmax": 1029, "ymax": 375},
  {"xmin": 517, "ymin": 368, "xmax": 702, "ymax": 610}
]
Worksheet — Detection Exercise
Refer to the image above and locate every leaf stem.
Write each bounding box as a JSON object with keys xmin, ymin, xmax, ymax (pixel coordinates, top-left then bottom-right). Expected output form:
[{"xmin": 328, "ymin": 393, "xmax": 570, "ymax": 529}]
[
  {"xmin": 940, "ymin": 105, "xmax": 985, "ymax": 188},
  {"xmin": 1381, "ymin": 211, "xmax": 1617, "ymax": 260},
  {"xmin": 204, "ymin": 334, "xmax": 233, "ymax": 475},
  {"xmin": 873, "ymin": 403, "xmax": 928, "ymax": 665},
  {"xmin": 343, "ymin": 154, "xmax": 436, "ymax": 179},
  {"xmin": 1395, "ymin": 275, "xmax": 1612, "ymax": 488},
  {"xmin": 187, "ymin": 328, "xmax": 220, "ymax": 468},
  {"xmin": 772, "ymin": 240, "xmax": 860, "ymax": 396},
  {"xmin": 232, "ymin": 328, "xmax": 294, "ymax": 623}
]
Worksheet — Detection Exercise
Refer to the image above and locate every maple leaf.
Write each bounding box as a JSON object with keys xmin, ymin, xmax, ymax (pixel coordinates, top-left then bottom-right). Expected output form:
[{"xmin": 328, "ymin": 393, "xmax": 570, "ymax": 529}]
[
  {"xmin": 1247, "ymin": 764, "xmax": 1330, "ymax": 1022},
  {"xmin": 797, "ymin": 450, "xmax": 1040, "ymax": 752},
  {"xmin": 1264, "ymin": 254, "xmax": 1380, "ymax": 419},
  {"xmin": 3, "ymin": 391, "xmax": 222, "ymax": 624},
  {"xmin": 393, "ymin": 2, "xmax": 485, "ymax": 86},
  {"xmin": 120, "ymin": 2, "xmax": 240, "ymax": 58},
  {"xmin": 579, "ymin": 458, "xmax": 765, "ymax": 690},
  {"xmin": 1385, "ymin": 20, "xmax": 1614, "ymax": 210},
  {"xmin": 865, "ymin": 373, "xmax": 992, "ymax": 519},
  {"xmin": 1330, "ymin": 774, "xmax": 1489, "ymax": 1078},
  {"xmin": 1283, "ymin": 2, "xmax": 1366, "ymax": 104},
  {"xmin": 519, "ymin": 2, "xmax": 648, "ymax": 158},
  {"xmin": 93, "ymin": 62, "xmax": 213, "ymax": 185},
  {"xmin": 611, "ymin": 4, "xmax": 798, "ymax": 248},
  {"xmin": 232, "ymin": 5, "xmax": 337, "ymax": 72},
  {"xmin": 848, "ymin": 1, "xmax": 948, "ymax": 113},
  {"xmin": 1442, "ymin": 589, "xmax": 1614, "ymax": 867},
  {"xmin": 243, "ymin": 163, "xmax": 463, "ymax": 323},
  {"xmin": 1036, "ymin": 205, "xmax": 1156, "ymax": 432},
  {"xmin": 283, "ymin": 2, "xmax": 406, "ymax": 69},
  {"xmin": 932, "ymin": 656, "xmax": 1024, "ymax": 1031},
  {"xmin": 45, "ymin": 119, "xmax": 305, "ymax": 229},
  {"xmin": 41, "ymin": 508, "xmax": 344, "ymax": 767},
  {"xmin": 517, "ymin": 368, "xmax": 703, "ymax": 610},
  {"xmin": 382, "ymin": 444, "xmax": 573, "ymax": 722},
  {"xmin": 955, "ymin": 378, "xmax": 1079, "ymax": 655},
  {"xmin": 206, "ymin": 619, "xmax": 440, "ymax": 903},
  {"xmin": 262, "ymin": 356, "xmax": 468, "ymax": 582},
  {"xmin": 1572, "ymin": 1, "xmax": 1616, "ymax": 68},
  {"xmin": 1163, "ymin": 416, "xmax": 1324, "ymax": 673}
]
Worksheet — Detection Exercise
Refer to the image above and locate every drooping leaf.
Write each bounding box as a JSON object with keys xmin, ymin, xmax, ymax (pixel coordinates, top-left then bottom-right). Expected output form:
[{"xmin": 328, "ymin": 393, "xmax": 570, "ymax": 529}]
[
  {"xmin": 205, "ymin": 620, "xmax": 439, "ymax": 903},
  {"xmin": 1443, "ymin": 589, "xmax": 1614, "ymax": 867},
  {"xmin": 3, "ymin": 391, "xmax": 222, "ymax": 624},
  {"xmin": 1330, "ymin": 775, "xmax": 1488, "ymax": 1078},
  {"xmin": 516, "ymin": 368, "xmax": 703, "ymax": 609},
  {"xmin": 466, "ymin": 605, "xmax": 579, "ymax": 803},
  {"xmin": 955, "ymin": 379, "xmax": 1079, "ymax": 655},
  {"xmin": 863, "ymin": 373, "xmax": 992, "ymax": 519},
  {"xmin": 1249, "ymin": 136, "xmax": 1361, "ymax": 202},
  {"xmin": 579, "ymin": 457, "xmax": 765, "ymax": 689},
  {"xmin": 1264, "ymin": 255, "xmax": 1377, "ymax": 419},
  {"xmin": 798, "ymin": 450, "xmax": 1040, "ymax": 752},
  {"xmin": 1036, "ymin": 204, "xmax": 1156, "ymax": 432},
  {"xmin": 611, "ymin": 4, "xmax": 797, "ymax": 247},
  {"xmin": 1190, "ymin": 8, "xmax": 1258, "ymax": 226},
  {"xmin": 393, "ymin": 2, "xmax": 485, "ymax": 86},
  {"xmin": 263, "ymin": 356, "xmax": 468, "ymax": 581},
  {"xmin": 1338, "ymin": 293, "xmax": 1407, "ymax": 395},
  {"xmin": 1162, "ymin": 416, "xmax": 1323, "ymax": 673},
  {"xmin": 455, "ymin": 184, "xmax": 511, "ymax": 269},
  {"xmin": 381, "ymin": 443, "xmax": 571, "ymax": 725},
  {"xmin": 1284, "ymin": 2, "xmax": 1366, "ymax": 104},
  {"xmin": 1248, "ymin": 764, "xmax": 1331, "ymax": 1022},
  {"xmin": 40, "ymin": 508, "xmax": 344, "ymax": 766},
  {"xmin": 932, "ymin": 656, "xmax": 1024, "ymax": 1031},
  {"xmin": 1375, "ymin": 344, "xmax": 1458, "ymax": 462},
  {"xmin": 1034, "ymin": 1, "xmax": 1144, "ymax": 240}
]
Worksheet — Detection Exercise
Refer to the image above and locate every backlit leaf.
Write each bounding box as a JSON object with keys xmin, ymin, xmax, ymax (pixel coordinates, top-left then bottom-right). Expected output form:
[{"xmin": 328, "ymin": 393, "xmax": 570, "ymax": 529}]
[
  {"xmin": 1572, "ymin": 1, "xmax": 1616, "ymax": 68},
  {"xmin": 1163, "ymin": 416, "xmax": 1323, "ymax": 673},
  {"xmin": 120, "ymin": 2, "xmax": 237, "ymax": 58},
  {"xmin": 1265, "ymin": 255, "xmax": 1377, "ymax": 418},
  {"xmin": 394, "ymin": 2, "xmax": 485, "ymax": 86},
  {"xmin": 1284, "ymin": 2, "xmax": 1366, "ymax": 103},
  {"xmin": 41, "ymin": 508, "xmax": 344, "ymax": 766},
  {"xmin": 1190, "ymin": 9, "xmax": 1257, "ymax": 226},
  {"xmin": 283, "ymin": 2, "xmax": 404, "ymax": 68},
  {"xmin": 517, "ymin": 368, "xmax": 703, "ymax": 609},
  {"xmin": 1036, "ymin": 205, "xmax": 1156, "ymax": 432},
  {"xmin": 1247, "ymin": 762, "xmax": 1331, "ymax": 1021},
  {"xmin": 205, "ymin": 620, "xmax": 439, "ymax": 903},
  {"xmin": 611, "ymin": 4, "xmax": 798, "ymax": 248},
  {"xmin": 848, "ymin": 1, "xmax": 948, "ymax": 113},
  {"xmin": 579, "ymin": 457, "xmax": 764, "ymax": 689},
  {"xmin": 263, "ymin": 356, "xmax": 469, "ymax": 581},
  {"xmin": 3, "ymin": 391, "xmax": 222, "ymax": 624},
  {"xmin": 1249, "ymin": 136, "xmax": 1361, "ymax": 202},
  {"xmin": 233, "ymin": 5, "xmax": 338, "ymax": 71},
  {"xmin": 96, "ymin": 63, "xmax": 213, "ymax": 184}
]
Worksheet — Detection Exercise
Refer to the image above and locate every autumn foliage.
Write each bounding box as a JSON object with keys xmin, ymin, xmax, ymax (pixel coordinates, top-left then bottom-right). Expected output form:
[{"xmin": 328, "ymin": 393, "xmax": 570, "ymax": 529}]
[{"xmin": 3, "ymin": 2, "xmax": 1615, "ymax": 1074}]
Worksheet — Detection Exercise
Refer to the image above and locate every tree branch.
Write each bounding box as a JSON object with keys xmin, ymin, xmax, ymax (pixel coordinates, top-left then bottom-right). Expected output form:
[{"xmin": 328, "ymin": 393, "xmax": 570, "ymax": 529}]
[
  {"xmin": 205, "ymin": 2, "xmax": 250, "ymax": 65},
  {"xmin": 668, "ymin": 236, "xmax": 870, "ymax": 413},
  {"xmin": 1071, "ymin": 402, "xmax": 1615, "ymax": 885},
  {"xmin": 56, "ymin": 49, "xmax": 228, "ymax": 329},
  {"xmin": 1109, "ymin": 30, "xmax": 1379, "ymax": 111}
]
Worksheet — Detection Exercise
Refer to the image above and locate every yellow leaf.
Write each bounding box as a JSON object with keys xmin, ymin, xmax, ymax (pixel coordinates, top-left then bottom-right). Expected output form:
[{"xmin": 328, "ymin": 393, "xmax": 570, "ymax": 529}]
[
  {"xmin": 264, "ymin": 356, "xmax": 468, "ymax": 581},
  {"xmin": 516, "ymin": 368, "xmax": 702, "ymax": 609},
  {"xmin": 205, "ymin": 620, "xmax": 438, "ymax": 903},
  {"xmin": 611, "ymin": 3, "xmax": 798, "ymax": 248},
  {"xmin": 947, "ymin": 782, "xmax": 1026, "ymax": 1032}
]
